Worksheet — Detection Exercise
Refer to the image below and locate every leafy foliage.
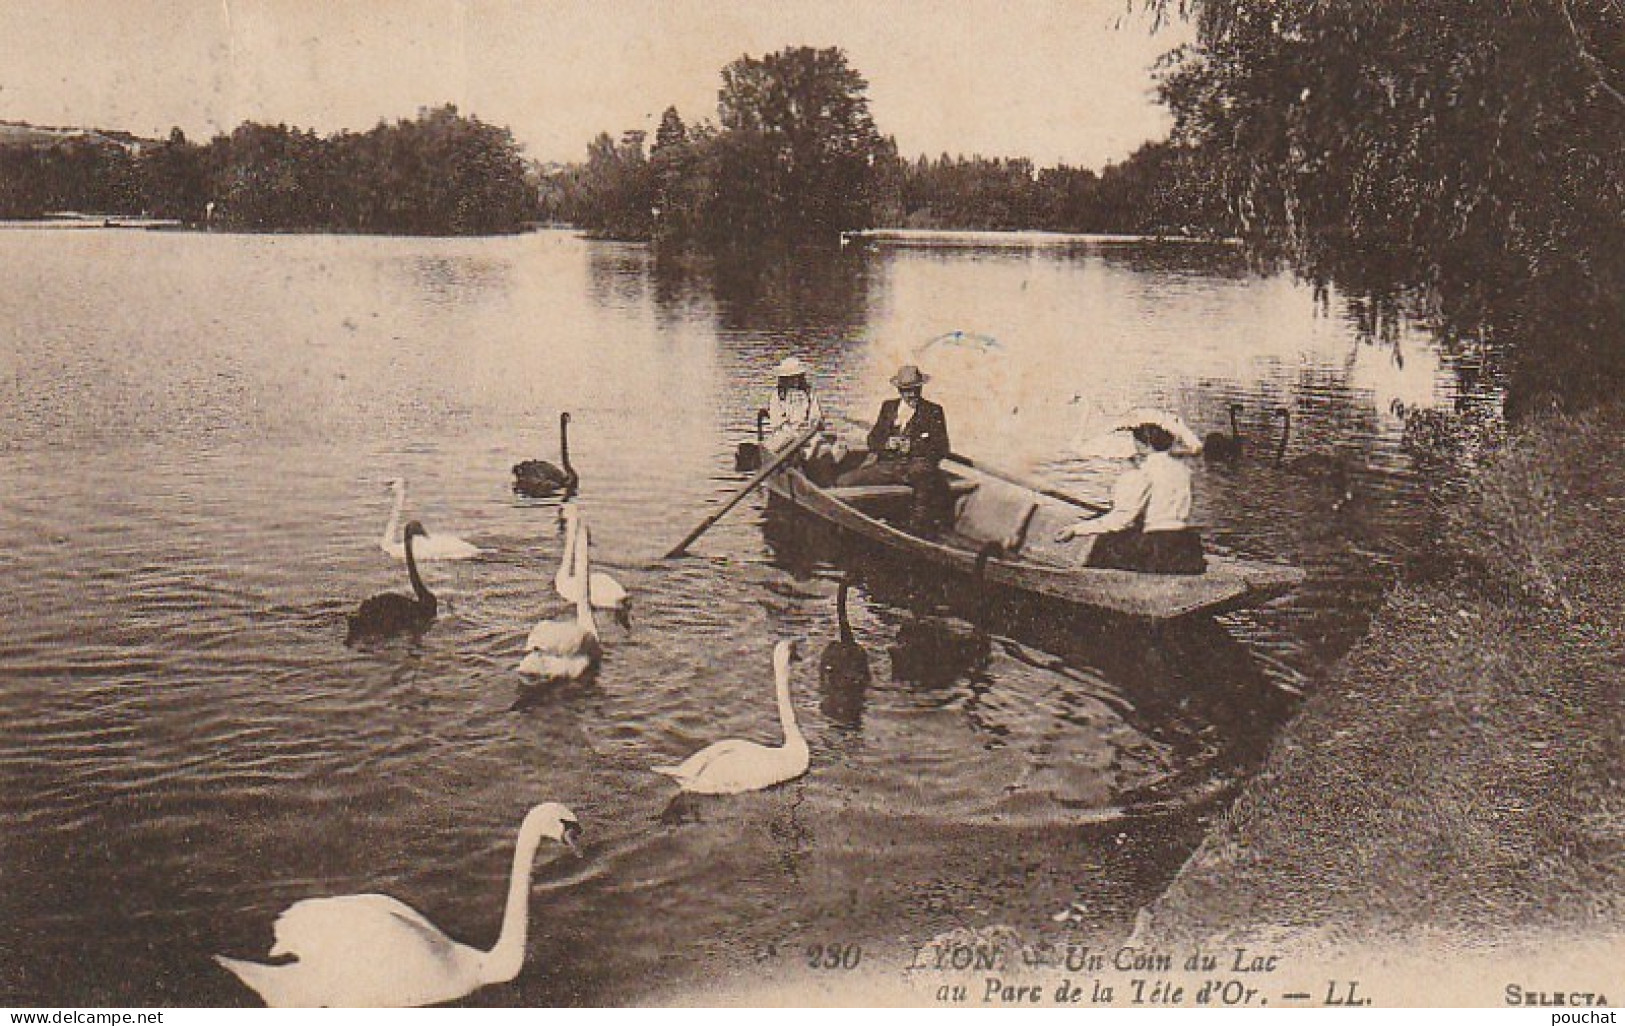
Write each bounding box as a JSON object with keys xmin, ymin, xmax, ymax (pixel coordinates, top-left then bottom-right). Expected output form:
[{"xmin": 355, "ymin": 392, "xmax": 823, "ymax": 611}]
[
  {"xmin": 0, "ymin": 106, "xmax": 536, "ymax": 235},
  {"xmin": 548, "ymin": 45, "xmax": 1228, "ymax": 244},
  {"xmin": 885, "ymin": 142, "xmax": 1229, "ymax": 234},
  {"xmin": 0, "ymin": 139, "xmax": 144, "ymax": 218},
  {"xmin": 550, "ymin": 46, "xmax": 886, "ymax": 244},
  {"xmin": 716, "ymin": 46, "xmax": 884, "ymax": 237},
  {"xmin": 1147, "ymin": 0, "xmax": 1625, "ymax": 412}
]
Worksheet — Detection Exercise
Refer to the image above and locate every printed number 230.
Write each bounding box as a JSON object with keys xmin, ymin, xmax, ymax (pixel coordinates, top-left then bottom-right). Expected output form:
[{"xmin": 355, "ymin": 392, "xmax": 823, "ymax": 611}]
[{"xmin": 807, "ymin": 943, "xmax": 862, "ymax": 970}]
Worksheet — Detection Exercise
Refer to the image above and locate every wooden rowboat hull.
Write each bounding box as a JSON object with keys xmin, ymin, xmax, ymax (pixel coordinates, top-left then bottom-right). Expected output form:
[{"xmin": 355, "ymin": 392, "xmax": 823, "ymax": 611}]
[{"xmin": 764, "ymin": 466, "xmax": 1304, "ymax": 621}]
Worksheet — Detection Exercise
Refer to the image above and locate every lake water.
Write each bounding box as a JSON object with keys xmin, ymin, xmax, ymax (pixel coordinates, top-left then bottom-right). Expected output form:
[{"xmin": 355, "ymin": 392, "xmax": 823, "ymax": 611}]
[{"xmin": 0, "ymin": 227, "xmax": 1481, "ymax": 1005}]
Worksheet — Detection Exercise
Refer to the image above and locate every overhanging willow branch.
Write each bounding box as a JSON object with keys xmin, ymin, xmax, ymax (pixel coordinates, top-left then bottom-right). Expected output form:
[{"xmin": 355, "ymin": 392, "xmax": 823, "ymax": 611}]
[{"xmin": 1558, "ymin": 0, "xmax": 1625, "ymax": 111}]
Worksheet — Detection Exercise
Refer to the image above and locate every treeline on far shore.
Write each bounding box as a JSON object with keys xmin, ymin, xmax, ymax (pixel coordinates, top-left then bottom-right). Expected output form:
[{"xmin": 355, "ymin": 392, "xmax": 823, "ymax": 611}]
[
  {"xmin": 1, "ymin": 45, "xmax": 1228, "ymax": 242},
  {"xmin": 0, "ymin": 105, "xmax": 536, "ymax": 235},
  {"xmin": 541, "ymin": 46, "xmax": 1229, "ymax": 243},
  {"xmin": 544, "ymin": 128, "xmax": 1228, "ymax": 243}
]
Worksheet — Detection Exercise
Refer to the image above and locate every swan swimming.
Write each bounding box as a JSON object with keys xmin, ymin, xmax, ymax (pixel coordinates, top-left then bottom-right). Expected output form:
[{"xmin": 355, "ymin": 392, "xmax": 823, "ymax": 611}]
[
  {"xmin": 553, "ymin": 501, "xmax": 631, "ymax": 628},
  {"xmin": 380, "ymin": 479, "xmax": 482, "ymax": 560},
  {"xmin": 888, "ymin": 544, "xmax": 998, "ymax": 684},
  {"xmin": 347, "ymin": 521, "xmax": 437, "ymax": 643},
  {"xmin": 213, "ymin": 802, "xmax": 581, "ymax": 1008},
  {"xmin": 1273, "ymin": 407, "xmax": 1354, "ymax": 511},
  {"xmin": 652, "ymin": 640, "xmax": 809, "ymax": 795},
  {"xmin": 513, "ymin": 412, "xmax": 579, "ymax": 498},
  {"xmin": 818, "ymin": 576, "xmax": 871, "ymax": 688},
  {"xmin": 520, "ymin": 516, "xmax": 602, "ymax": 681},
  {"xmin": 1201, "ymin": 402, "xmax": 1246, "ymax": 461}
]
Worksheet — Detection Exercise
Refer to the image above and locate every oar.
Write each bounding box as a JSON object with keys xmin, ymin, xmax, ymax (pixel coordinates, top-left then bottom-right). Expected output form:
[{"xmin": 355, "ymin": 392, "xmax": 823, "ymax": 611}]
[
  {"xmin": 830, "ymin": 413, "xmax": 1110, "ymax": 515},
  {"xmin": 941, "ymin": 452, "xmax": 1110, "ymax": 515},
  {"xmin": 665, "ymin": 422, "xmax": 822, "ymax": 558}
]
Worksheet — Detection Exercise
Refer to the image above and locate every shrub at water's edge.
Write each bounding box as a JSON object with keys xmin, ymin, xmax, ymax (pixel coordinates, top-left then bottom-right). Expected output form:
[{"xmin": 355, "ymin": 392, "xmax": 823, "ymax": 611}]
[{"xmin": 1147, "ymin": 403, "xmax": 1625, "ymax": 945}]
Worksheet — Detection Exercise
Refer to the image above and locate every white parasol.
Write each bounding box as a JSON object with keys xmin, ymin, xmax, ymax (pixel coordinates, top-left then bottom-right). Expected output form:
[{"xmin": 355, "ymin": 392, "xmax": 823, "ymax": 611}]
[
  {"xmin": 1073, "ymin": 407, "xmax": 1204, "ymax": 458},
  {"xmin": 914, "ymin": 329, "xmax": 1003, "ymax": 356}
]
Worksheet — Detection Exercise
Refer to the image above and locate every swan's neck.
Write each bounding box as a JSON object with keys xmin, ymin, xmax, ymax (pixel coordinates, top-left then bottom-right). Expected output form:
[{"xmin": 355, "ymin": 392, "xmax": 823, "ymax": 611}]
[
  {"xmin": 973, "ymin": 548, "xmax": 996, "ymax": 628},
  {"xmin": 836, "ymin": 582, "xmax": 854, "ymax": 644},
  {"xmin": 559, "ymin": 512, "xmax": 578, "ymax": 584},
  {"xmin": 1229, "ymin": 406, "xmax": 1241, "ymax": 440},
  {"xmin": 382, "ymin": 485, "xmax": 405, "ymax": 548},
  {"xmin": 775, "ymin": 652, "xmax": 803, "ymax": 747},
  {"xmin": 560, "ymin": 417, "xmax": 574, "ymax": 480},
  {"xmin": 1275, "ymin": 411, "xmax": 1291, "ymax": 463},
  {"xmin": 574, "ymin": 521, "xmax": 597, "ymax": 638},
  {"xmin": 479, "ymin": 820, "xmax": 548, "ymax": 984},
  {"xmin": 405, "ymin": 534, "xmax": 434, "ymax": 611}
]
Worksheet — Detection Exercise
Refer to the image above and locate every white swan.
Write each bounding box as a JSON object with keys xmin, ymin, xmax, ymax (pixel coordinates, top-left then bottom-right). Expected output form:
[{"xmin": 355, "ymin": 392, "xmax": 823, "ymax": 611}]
[
  {"xmin": 213, "ymin": 802, "xmax": 580, "ymax": 1008},
  {"xmin": 553, "ymin": 501, "xmax": 632, "ymax": 627},
  {"xmin": 380, "ymin": 479, "xmax": 482, "ymax": 561},
  {"xmin": 652, "ymin": 640, "xmax": 809, "ymax": 794},
  {"xmin": 519, "ymin": 516, "xmax": 602, "ymax": 681}
]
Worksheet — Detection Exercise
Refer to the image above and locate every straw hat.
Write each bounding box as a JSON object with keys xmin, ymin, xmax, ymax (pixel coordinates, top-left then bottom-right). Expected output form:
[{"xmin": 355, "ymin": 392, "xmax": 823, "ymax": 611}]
[
  {"xmin": 774, "ymin": 356, "xmax": 811, "ymax": 379},
  {"xmin": 889, "ymin": 364, "xmax": 929, "ymax": 389}
]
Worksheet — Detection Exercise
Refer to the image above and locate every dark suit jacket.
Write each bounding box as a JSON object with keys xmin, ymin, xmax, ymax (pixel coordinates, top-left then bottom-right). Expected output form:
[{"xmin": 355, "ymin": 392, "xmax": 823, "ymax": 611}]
[{"xmin": 867, "ymin": 397, "xmax": 950, "ymax": 463}]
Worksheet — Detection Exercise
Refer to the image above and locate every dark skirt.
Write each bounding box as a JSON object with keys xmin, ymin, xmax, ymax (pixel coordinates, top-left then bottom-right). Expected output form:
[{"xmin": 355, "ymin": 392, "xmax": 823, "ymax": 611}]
[{"xmin": 1086, "ymin": 527, "xmax": 1207, "ymax": 575}]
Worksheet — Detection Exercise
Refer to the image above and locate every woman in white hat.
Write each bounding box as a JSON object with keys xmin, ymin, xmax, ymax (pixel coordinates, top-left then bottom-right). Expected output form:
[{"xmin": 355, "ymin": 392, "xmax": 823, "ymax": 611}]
[
  {"xmin": 764, "ymin": 356, "xmax": 849, "ymax": 485},
  {"xmin": 765, "ymin": 356, "xmax": 825, "ymax": 453}
]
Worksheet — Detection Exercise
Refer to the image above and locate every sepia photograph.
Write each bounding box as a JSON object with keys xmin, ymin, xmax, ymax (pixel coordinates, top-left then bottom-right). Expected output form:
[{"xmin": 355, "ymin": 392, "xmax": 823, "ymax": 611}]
[{"xmin": 1, "ymin": 0, "xmax": 1621, "ymax": 1010}]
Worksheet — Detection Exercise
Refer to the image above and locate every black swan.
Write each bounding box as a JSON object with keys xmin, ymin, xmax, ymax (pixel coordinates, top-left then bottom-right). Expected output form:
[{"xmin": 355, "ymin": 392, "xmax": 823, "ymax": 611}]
[
  {"xmin": 346, "ymin": 520, "xmax": 437, "ymax": 643},
  {"xmin": 513, "ymin": 411, "xmax": 578, "ymax": 497},
  {"xmin": 1274, "ymin": 408, "xmax": 1355, "ymax": 512},
  {"xmin": 820, "ymin": 576, "xmax": 872, "ymax": 687},
  {"xmin": 1202, "ymin": 402, "xmax": 1245, "ymax": 461},
  {"xmin": 889, "ymin": 544, "xmax": 999, "ymax": 683}
]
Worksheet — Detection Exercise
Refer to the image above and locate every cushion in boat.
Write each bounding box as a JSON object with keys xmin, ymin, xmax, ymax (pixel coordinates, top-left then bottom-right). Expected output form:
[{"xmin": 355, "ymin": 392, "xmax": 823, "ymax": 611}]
[{"xmin": 954, "ymin": 477, "xmax": 1039, "ymax": 554}]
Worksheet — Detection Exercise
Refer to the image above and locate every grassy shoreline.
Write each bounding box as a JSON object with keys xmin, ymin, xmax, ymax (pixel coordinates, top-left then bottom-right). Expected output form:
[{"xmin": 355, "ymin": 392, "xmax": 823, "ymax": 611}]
[{"xmin": 1144, "ymin": 403, "xmax": 1625, "ymax": 955}]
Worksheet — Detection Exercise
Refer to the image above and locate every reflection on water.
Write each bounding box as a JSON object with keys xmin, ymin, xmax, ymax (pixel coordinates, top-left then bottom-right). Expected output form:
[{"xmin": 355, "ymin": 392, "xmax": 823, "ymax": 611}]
[
  {"xmin": 0, "ymin": 227, "xmax": 1490, "ymax": 1005},
  {"xmin": 765, "ymin": 506, "xmax": 1295, "ymax": 824}
]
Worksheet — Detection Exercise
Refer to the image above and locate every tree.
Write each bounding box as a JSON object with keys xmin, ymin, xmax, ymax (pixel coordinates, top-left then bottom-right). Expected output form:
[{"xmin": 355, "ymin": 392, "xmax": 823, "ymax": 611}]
[
  {"xmin": 569, "ymin": 129, "xmax": 653, "ymax": 239},
  {"xmin": 716, "ymin": 46, "xmax": 885, "ymax": 238},
  {"xmin": 140, "ymin": 127, "xmax": 209, "ymax": 222},
  {"xmin": 0, "ymin": 148, "xmax": 50, "ymax": 218},
  {"xmin": 1148, "ymin": 0, "xmax": 1625, "ymax": 412},
  {"xmin": 653, "ymin": 107, "xmax": 687, "ymax": 154}
]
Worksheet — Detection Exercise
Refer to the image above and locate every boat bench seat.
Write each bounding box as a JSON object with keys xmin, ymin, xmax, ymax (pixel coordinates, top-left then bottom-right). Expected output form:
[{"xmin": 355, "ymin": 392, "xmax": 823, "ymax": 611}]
[{"xmin": 825, "ymin": 479, "xmax": 980, "ymax": 505}]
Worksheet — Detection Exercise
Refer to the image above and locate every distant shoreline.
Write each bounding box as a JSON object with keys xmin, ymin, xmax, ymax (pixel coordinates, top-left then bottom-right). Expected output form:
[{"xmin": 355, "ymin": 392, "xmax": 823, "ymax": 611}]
[
  {"xmin": 0, "ymin": 214, "xmax": 183, "ymax": 231},
  {"xmin": 0, "ymin": 219, "xmax": 1233, "ymax": 246},
  {"xmin": 0, "ymin": 215, "xmax": 545, "ymax": 237},
  {"xmin": 849, "ymin": 228, "xmax": 1241, "ymax": 246}
]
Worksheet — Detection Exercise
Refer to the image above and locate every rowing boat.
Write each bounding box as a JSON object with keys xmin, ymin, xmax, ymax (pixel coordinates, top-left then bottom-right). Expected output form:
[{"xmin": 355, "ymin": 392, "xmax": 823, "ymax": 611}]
[{"xmin": 763, "ymin": 462, "xmax": 1305, "ymax": 620}]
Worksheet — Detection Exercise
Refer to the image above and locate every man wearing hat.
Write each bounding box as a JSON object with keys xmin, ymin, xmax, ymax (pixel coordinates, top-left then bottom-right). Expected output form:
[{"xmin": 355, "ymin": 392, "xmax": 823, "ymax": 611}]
[{"xmin": 838, "ymin": 364, "xmax": 954, "ymax": 534}]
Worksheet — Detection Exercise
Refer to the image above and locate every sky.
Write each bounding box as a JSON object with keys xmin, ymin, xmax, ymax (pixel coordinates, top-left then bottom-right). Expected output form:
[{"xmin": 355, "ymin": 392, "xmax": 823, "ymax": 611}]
[{"xmin": 0, "ymin": 0, "xmax": 1193, "ymax": 170}]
